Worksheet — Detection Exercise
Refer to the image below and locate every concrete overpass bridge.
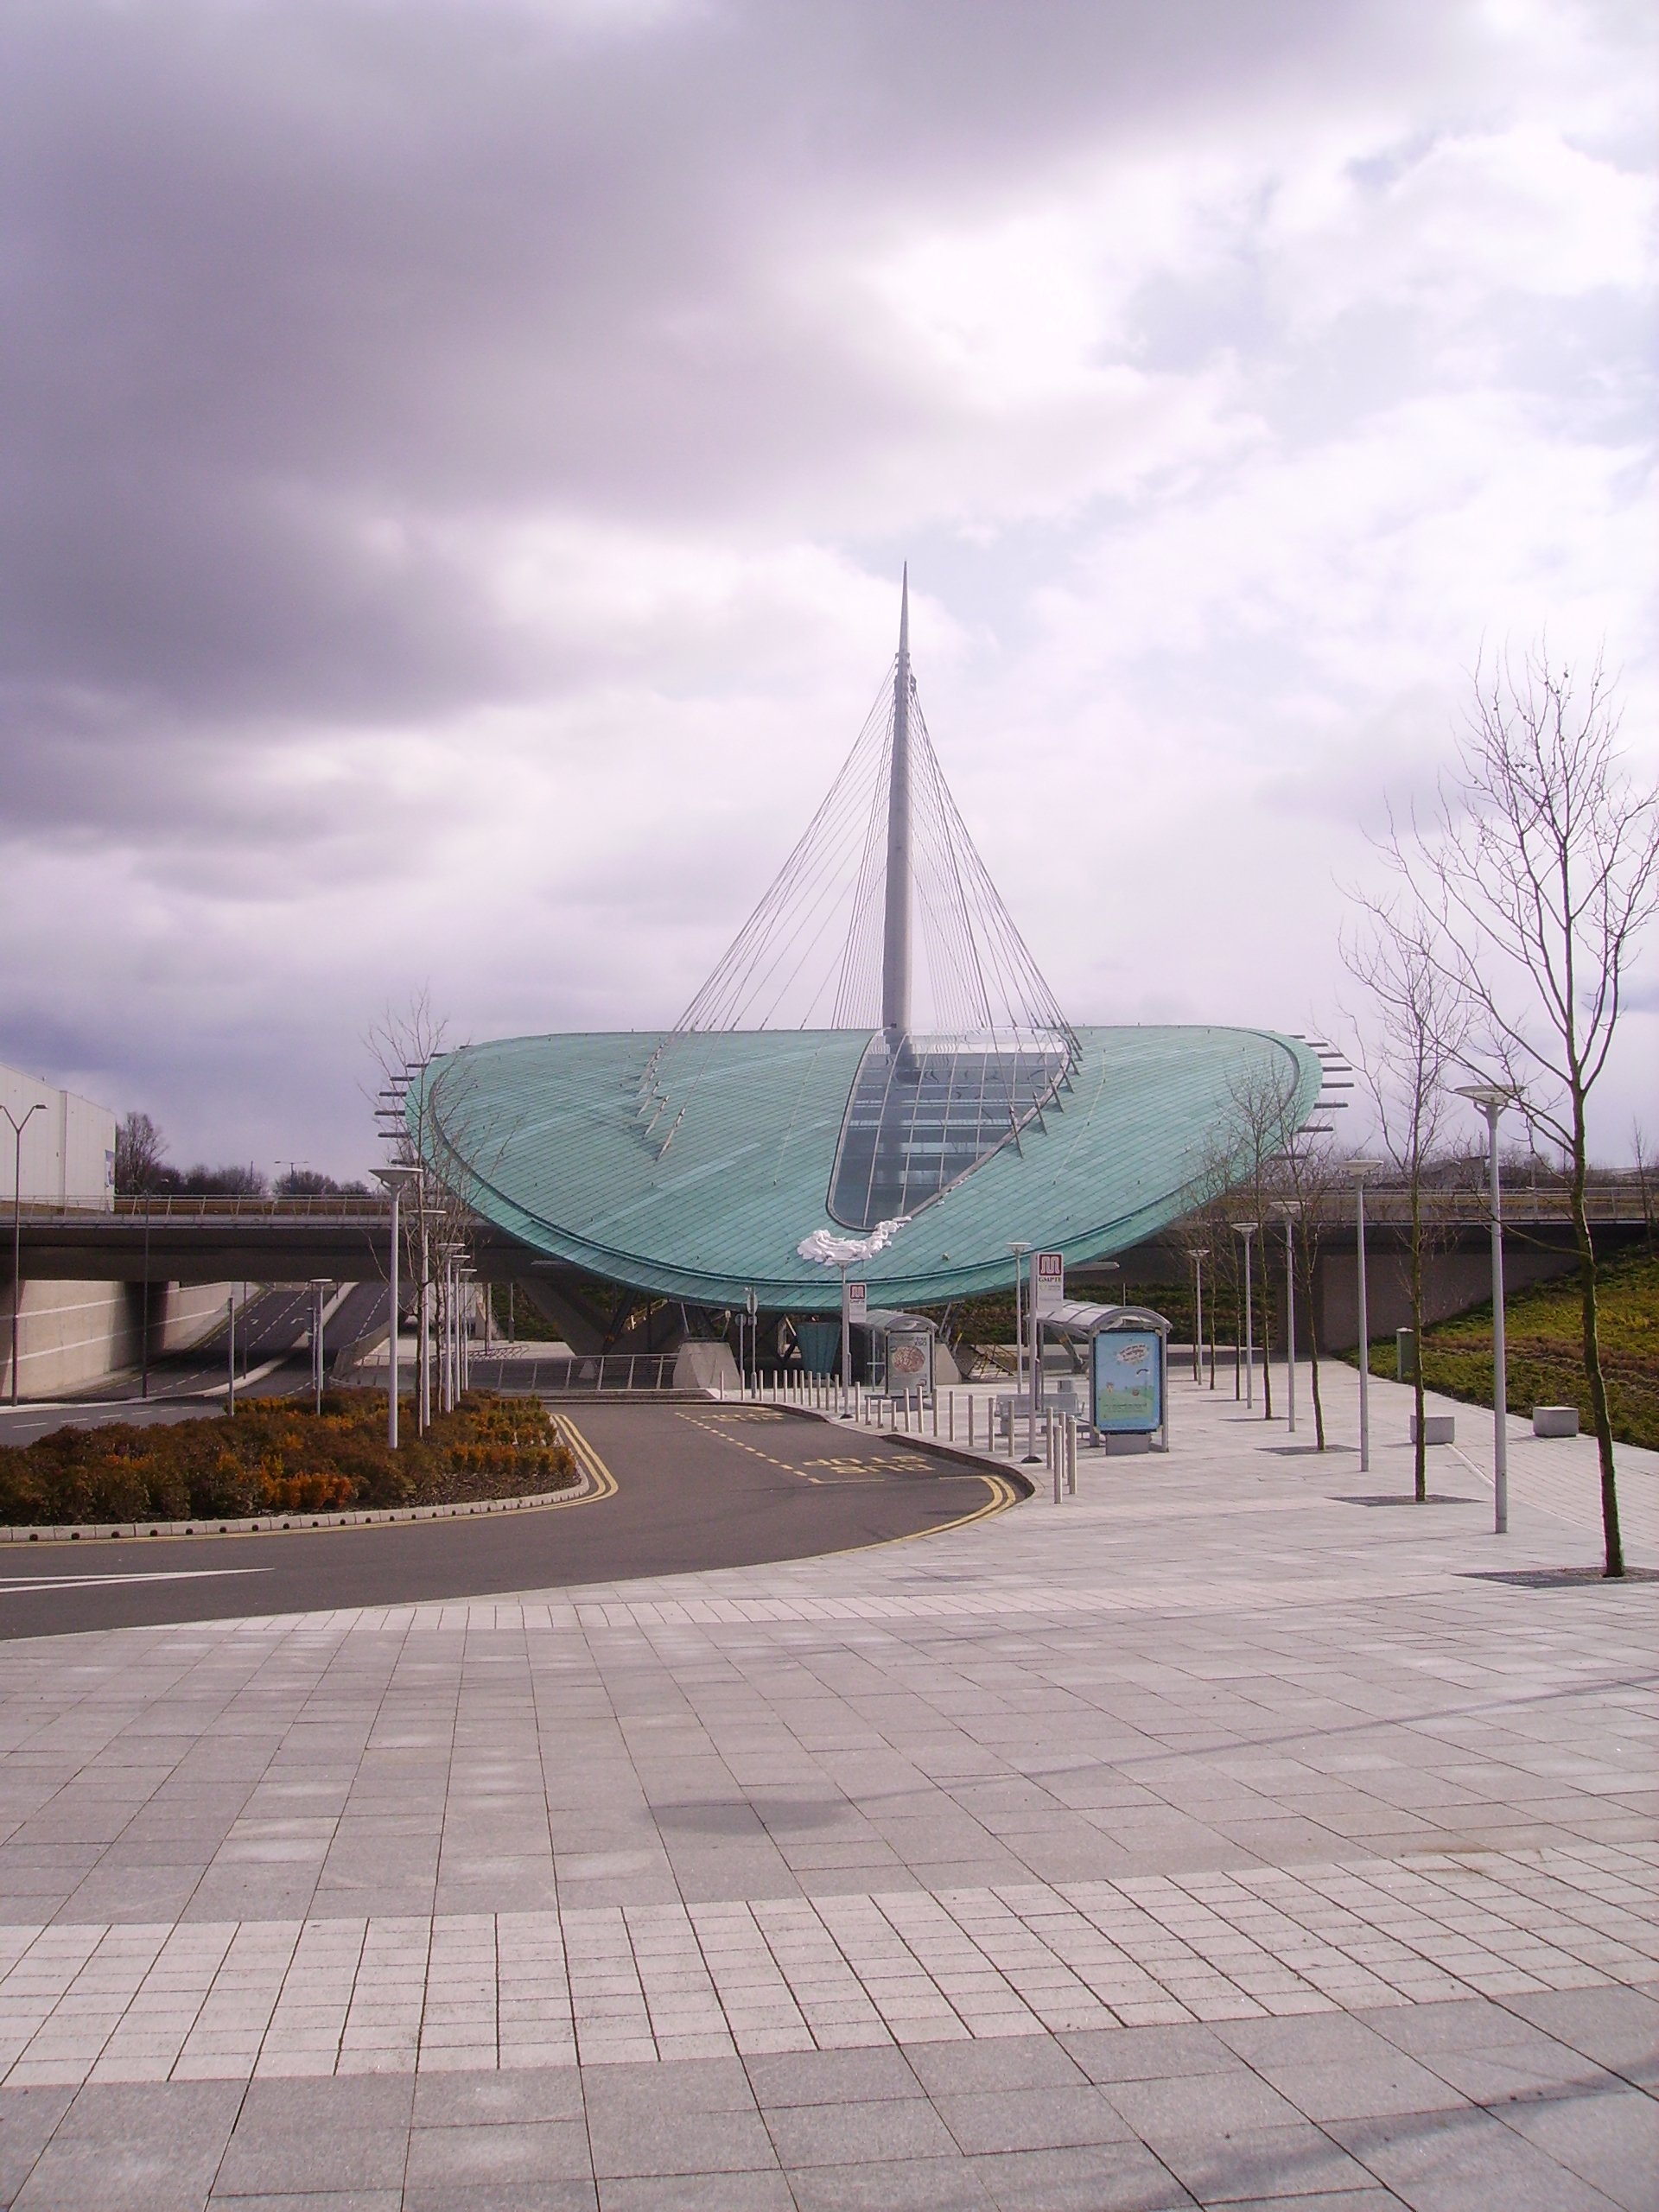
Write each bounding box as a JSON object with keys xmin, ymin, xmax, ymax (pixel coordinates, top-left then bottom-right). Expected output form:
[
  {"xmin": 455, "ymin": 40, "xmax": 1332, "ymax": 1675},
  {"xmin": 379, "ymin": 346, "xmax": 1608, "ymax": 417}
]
[{"xmin": 12, "ymin": 1178, "xmax": 1651, "ymax": 1362}]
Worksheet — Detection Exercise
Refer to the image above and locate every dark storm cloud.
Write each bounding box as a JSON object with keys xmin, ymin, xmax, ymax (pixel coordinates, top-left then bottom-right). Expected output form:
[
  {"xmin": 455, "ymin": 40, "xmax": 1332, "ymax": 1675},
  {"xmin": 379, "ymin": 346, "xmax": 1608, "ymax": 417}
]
[{"xmin": 1, "ymin": 0, "xmax": 1477, "ymax": 752}]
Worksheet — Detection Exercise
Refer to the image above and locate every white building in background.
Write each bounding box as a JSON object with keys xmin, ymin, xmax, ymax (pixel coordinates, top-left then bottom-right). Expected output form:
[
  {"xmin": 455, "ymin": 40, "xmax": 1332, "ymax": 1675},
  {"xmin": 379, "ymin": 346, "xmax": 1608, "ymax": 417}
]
[
  {"xmin": 1, "ymin": 1062, "xmax": 117, "ymax": 1211},
  {"xmin": 0, "ymin": 1061, "xmax": 227, "ymax": 1400}
]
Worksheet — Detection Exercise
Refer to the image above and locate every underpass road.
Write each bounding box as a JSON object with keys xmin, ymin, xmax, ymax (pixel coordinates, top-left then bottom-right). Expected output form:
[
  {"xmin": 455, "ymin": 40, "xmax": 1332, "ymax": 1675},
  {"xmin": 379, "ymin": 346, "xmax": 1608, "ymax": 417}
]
[{"xmin": 0, "ymin": 1402, "xmax": 1019, "ymax": 1638}]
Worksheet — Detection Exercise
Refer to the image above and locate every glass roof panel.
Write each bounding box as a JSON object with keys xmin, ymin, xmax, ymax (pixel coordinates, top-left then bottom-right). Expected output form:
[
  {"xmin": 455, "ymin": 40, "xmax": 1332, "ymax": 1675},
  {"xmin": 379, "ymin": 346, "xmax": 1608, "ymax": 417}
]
[{"xmin": 827, "ymin": 1032, "xmax": 1071, "ymax": 1230}]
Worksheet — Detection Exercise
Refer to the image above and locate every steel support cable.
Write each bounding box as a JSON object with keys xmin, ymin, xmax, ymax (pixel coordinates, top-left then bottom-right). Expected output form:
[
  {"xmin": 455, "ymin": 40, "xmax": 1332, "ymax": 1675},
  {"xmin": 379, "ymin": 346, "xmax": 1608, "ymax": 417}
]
[
  {"xmin": 683, "ymin": 747, "xmax": 885, "ymax": 1027},
  {"xmin": 916, "ymin": 716, "xmax": 995, "ymax": 1032},
  {"xmin": 938, "ymin": 766, "xmax": 1069, "ymax": 1041},
  {"xmin": 833, "ymin": 714, "xmax": 895, "ymax": 1027},
  {"xmin": 914, "ymin": 783, "xmax": 979, "ymax": 1037},
  {"xmin": 682, "ymin": 773, "xmax": 879, "ymax": 1031},
  {"xmin": 718, "ymin": 796, "xmax": 880, "ymax": 1018},
  {"xmin": 836, "ymin": 853, "xmax": 890, "ymax": 1029},
  {"xmin": 677, "ymin": 680, "xmax": 893, "ymax": 1030},
  {"xmin": 911, "ymin": 722, "xmax": 988, "ymax": 1033},
  {"xmin": 916, "ymin": 710, "xmax": 1050, "ymax": 1039}
]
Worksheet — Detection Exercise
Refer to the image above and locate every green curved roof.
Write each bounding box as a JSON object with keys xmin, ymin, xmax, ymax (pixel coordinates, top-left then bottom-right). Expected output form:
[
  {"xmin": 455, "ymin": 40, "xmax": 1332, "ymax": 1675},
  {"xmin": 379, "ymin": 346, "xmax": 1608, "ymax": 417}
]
[{"xmin": 414, "ymin": 1026, "xmax": 1321, "ymax": 1313}]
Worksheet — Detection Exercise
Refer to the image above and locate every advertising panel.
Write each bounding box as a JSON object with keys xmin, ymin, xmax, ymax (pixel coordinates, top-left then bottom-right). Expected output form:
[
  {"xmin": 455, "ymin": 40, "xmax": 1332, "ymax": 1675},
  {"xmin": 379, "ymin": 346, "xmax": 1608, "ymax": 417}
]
[
  {"xmin": 886, "ymin": 1329, "xmax": 931, "ymax": 1391},
  {"xmin": 1091, "ymin": 1325, "xmax": 1164, "ymax": 1434},
  {"xmin": 1031, "ymin": 1251, "xmax": 1065, "ymax": 1316}
]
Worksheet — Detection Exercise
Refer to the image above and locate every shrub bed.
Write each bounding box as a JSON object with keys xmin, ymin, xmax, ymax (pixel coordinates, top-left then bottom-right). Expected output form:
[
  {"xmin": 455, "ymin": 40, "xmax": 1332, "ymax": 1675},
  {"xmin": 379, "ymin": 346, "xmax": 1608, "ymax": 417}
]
[{"xmin": 0, "ymin": 1390, "xmax": 579, "ymax": 1527}]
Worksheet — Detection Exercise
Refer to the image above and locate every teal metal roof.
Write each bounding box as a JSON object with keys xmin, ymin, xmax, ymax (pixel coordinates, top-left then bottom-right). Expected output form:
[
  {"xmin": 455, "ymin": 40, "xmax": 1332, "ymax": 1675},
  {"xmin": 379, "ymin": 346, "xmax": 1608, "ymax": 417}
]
[{"xmin": 413, "ymin": 1026, "xmax": 1321, "ymax": 1313}]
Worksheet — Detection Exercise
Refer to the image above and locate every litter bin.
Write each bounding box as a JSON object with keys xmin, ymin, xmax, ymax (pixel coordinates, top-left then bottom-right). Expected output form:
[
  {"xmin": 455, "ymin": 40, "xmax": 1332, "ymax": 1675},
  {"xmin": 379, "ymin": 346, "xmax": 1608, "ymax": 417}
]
[{"xmin": 1396, "ymin": 1326, "xmax": 1417, "ymax": 1383}]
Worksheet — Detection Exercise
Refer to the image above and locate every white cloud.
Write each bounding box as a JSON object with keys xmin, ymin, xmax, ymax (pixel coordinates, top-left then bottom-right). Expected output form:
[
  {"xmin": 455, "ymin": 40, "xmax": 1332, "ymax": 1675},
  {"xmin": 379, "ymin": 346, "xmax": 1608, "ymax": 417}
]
[{"xmin": 2, "ymin": 0, "xmax": 1655, "ymax": 1172}]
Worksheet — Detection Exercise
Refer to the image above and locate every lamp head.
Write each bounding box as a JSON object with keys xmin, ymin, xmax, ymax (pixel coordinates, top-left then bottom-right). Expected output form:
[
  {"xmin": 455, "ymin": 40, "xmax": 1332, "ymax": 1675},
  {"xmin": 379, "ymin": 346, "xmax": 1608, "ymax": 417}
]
[{"xmin": 1455, "ymin": 1082, "xmax": 1517, "ymax": 1113}]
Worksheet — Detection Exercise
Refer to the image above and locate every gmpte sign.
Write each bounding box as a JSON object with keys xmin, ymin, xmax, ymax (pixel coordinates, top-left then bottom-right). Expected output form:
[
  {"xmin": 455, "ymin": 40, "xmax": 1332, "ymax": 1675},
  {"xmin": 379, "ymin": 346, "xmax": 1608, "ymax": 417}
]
[{"xmin": 1032, "ymin": 1251, "xmax": 1065, "ymax": 1316}]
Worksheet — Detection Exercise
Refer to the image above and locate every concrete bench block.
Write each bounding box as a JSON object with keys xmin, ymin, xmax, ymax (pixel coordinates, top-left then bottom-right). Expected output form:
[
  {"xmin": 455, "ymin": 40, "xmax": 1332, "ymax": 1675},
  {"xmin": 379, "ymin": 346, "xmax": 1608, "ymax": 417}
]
[
  {"xmin": 1410, "ymin": 1414, "xmax": 1456, "ymax": 1446},
  {"xmin": 1532, "ymin": 1405, "xmax": 1580, "ymax": 1438}
]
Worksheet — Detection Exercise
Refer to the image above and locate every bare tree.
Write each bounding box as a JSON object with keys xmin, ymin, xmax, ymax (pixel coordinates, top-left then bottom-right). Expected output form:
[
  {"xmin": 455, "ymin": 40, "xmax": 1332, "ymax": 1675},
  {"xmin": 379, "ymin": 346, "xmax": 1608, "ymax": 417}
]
[
  {"xmin": 1341, "ymin": 906, "xmax": 1471, "ymax": 1498},
  {"xmin": 114, "ymin": 1112, "xmax": 168, "ymax": 1194},
  {"xmin": 1384, "ymin": 647, "xmax": 1659, "ymax": 1576},
  {"xmin": 1212, "ymin": 1056, "xmax": 1313, "ymax": 1419},
  {"xmin": 1275, "ymin": 1135, "xmax": 1345, "ymax": 1451}
]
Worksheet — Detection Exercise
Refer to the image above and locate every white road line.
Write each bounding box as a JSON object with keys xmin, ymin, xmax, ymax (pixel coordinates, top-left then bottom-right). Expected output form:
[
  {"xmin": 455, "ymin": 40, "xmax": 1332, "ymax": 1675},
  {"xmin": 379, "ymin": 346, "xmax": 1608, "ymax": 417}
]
[{"xmin": 0, "ymin": 1568, "xmax": 272, "ymax": 1594}]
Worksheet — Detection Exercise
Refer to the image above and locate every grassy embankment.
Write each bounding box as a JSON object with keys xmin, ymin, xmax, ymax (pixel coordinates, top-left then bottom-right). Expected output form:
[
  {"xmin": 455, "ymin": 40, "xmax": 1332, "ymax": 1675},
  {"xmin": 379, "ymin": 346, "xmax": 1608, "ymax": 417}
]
[
  {"xmin": 1350, "ymin": 1244, "xmax": 1658, "ymax": 1452},
  {"xmin": 0, "ymin": 1390, "xmax": 578, "ymax": 1528}
]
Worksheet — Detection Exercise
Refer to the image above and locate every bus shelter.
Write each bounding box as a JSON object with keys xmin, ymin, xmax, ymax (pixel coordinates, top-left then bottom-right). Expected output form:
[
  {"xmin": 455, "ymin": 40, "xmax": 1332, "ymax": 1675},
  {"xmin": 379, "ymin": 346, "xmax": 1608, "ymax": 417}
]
[{"xmin": 1039, "ymin": 1300, "xmax": 1172, "ymax": 1452}]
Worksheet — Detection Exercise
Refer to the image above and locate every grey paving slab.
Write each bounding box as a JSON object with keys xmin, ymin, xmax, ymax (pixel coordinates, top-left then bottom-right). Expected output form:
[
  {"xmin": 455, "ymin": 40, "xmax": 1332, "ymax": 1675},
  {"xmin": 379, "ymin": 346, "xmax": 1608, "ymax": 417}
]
[
  {"xmin": 965, "ymin": 2139, "xmax": 1197, "ymax": 2210},
  {"xmin": 934, "ymin": 2082, "xmax": 1131, "ymax": 2152},
  {"xmin": 1331, "ymin": 2106, "xmax": 1632, "ymax": 2209},
  {"xmin": 410, "ymin": 2063, "xmax": 583, "ymax": 2125},
  {"xmin": 1504, "ymin": 1986, "xmax": 1659, "ymax": 2088},
  {"xmin": 1154, "ymin": 2122, "xmax": 1382, "ymax": 2205},
  {"xmin": 764, "ymin": 2093, "xmax": 960, "ymax": 2167},
  {"xmin": 785, "ymin": 2152, "xmax": 995, "ymax": 2209},
  {"xmin": 587, "ymin": 2103, "xmax": 779, "ymax": 2180},
  {"xmin": 597, "ymin": 2178, "xmax": 794, "ymax": 2212},
  {"xmin": 0, "ymin": 1373, "xmax": 1651, "ymax": 2206},
  {"xmin": 1495, "ymin": 2087, "xmax": 1659, "ymax": 2210},
  {"xmin": 401, "ymin": 2117, "xmax": 594, "ymax": 2185},
  {"xmin": 210, "ymin": 2197, "xmax": 405, "ymax": 2212},
  {"xmin": 1105, "ymin": 2069, "xmax": 1310, "ymax": 2147}
]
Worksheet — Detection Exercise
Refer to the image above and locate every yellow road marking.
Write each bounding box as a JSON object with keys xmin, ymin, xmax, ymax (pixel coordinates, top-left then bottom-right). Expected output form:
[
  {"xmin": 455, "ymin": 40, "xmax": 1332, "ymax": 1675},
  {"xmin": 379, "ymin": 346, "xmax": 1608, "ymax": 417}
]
[
  {"xmin": 551, "ymin": 1414, "xmax": 620, "ymax": 1503},
  {"xmin": 833, "ymin": 1469, "xmax": 1024, "ymax": 1551}
]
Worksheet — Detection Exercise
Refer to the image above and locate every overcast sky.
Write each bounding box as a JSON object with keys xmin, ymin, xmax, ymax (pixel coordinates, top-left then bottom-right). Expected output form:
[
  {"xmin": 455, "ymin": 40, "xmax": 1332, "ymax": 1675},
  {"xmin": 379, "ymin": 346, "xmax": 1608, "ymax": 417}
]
[{"xmin": 3, "ymin": 0, "xmax": 1655, "ymax": 1178}]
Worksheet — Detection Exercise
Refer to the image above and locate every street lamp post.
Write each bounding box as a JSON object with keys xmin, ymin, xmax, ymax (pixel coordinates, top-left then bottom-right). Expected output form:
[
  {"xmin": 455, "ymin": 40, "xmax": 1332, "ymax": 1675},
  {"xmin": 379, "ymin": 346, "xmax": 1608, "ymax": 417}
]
[
  {"xmin": 1347, "ymin": 1162, "xmax": 1383, "ymax": 1475},
  {"xmin": 377, "ymin": 1169, "xmax": 415, "ymax": 1451},
  {"xmin": 309, "ymin": 1279, "xmax": 331, "ymax": 1415},
  {"xmin": 1457, "ymin": 1084, "xmax": 1516, "ymax": 1536},
  {"xmin": 839, "ymin": 1265, "xmax": 852, "ymax": 1418},
  {"xmin": 1007, "ymin": 1243, "xmax": 1035, "ymax": 1461},
  {"xmin": 1278, "ymin": 1209, "xmax": 1299, "ymax": 1435},
  {"xmin": 3, "ymin": 1101, "xmax": 43, "ymax": 1406},
  {"xmin": 1234, "ymin": 1224, "xmax": 1258, "ymax": 1409},
  {"xmin": 1183, "ymin": 1249, "xmax": 1207, "ymax": 1385},
  {"xmin": 141, "ymin": 1193, "xmax": 152, "ymax": 1401}
]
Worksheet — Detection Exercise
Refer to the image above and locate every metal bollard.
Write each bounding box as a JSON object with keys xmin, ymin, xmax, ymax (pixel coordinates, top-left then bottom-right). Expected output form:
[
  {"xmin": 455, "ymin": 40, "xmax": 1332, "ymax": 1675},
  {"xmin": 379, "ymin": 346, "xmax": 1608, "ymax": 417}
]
[{"xmin": 947, "ymin": 1391, "xmax": 955, "ymax": 1442}]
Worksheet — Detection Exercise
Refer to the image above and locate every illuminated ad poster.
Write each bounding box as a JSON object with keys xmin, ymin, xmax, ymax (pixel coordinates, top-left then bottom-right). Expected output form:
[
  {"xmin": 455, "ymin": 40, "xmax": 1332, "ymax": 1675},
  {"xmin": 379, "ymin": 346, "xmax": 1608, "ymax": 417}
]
[
  {"xmin": 1091, "ymin": 1325, "xmax": 1163, "ymax": 1433},
  {"xmin": 887, "ymin": 1331, "xmax": 931, "ymax": 1389}
]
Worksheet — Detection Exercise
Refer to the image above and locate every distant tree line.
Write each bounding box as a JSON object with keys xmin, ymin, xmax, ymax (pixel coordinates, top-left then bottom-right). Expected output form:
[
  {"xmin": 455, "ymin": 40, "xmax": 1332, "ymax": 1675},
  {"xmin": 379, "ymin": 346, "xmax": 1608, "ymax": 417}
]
[{"xmin": 114, "ymin": 1111, "xmax": 366, "ymax": 1198}]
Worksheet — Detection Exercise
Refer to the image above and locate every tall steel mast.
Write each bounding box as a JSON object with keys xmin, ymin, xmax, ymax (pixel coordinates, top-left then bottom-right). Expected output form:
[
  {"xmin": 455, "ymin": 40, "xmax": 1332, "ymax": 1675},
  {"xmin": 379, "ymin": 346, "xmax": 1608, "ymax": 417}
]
[{"xmin": 880, "ymin": 568, "xmax": 912, "ymax": 1036}]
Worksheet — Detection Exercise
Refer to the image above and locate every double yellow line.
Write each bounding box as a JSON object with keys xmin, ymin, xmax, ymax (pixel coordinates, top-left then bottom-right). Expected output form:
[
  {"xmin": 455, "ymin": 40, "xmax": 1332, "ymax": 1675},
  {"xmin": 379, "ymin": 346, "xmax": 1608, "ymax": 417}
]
[{"xmin": 550, "ymin": 1414, "xmax": 619, "ymax": 1504}]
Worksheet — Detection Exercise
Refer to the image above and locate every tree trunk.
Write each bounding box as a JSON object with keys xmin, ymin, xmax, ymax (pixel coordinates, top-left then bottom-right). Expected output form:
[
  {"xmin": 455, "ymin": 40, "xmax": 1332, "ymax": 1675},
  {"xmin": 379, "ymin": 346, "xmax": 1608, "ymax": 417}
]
[
  {"xmin": 1409, "ymin": 1182, "xmax": 1427, "ymax": 1502},
  {"xmin": 1301, "ymin": 1239, "xmax": 1325, "ymax": 1449},
  {"xmin": 1259, "ymin": 1262, "xmax": 1274, "ymax": 1421},
  {"xmin": 1570, "ymin": 1116, "xmax": 1624, "ymax": 1578}
]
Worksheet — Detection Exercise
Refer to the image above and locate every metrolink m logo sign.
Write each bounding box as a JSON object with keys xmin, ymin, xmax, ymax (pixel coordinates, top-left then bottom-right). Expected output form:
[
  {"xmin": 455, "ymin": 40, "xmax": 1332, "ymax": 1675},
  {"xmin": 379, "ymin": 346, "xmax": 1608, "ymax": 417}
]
[{"xmin": 1032, "ymin": 1251, "xmax": 1065, "ymax": 1315}]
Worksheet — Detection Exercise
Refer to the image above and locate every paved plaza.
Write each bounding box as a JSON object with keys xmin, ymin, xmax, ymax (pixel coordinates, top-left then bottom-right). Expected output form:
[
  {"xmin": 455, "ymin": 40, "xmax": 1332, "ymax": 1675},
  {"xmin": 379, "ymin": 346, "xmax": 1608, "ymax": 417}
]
[{"xmin": 0, "ymin": 1363, "xmax": 1654, "ymax": 2209}]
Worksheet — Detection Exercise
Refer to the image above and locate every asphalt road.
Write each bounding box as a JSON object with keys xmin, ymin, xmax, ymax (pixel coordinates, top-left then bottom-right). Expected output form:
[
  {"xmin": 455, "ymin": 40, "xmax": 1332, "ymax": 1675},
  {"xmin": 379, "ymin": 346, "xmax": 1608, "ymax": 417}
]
[{"xmin": 0, "ymin": 1402, "xmax": 1020, "ymax": 1639}]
